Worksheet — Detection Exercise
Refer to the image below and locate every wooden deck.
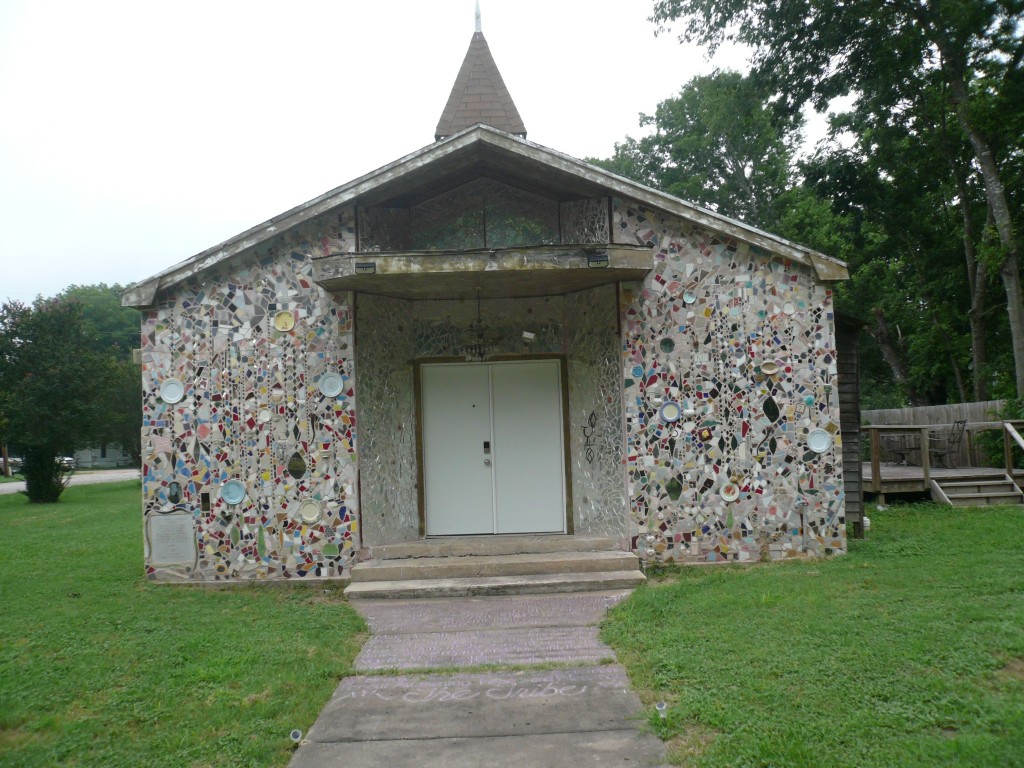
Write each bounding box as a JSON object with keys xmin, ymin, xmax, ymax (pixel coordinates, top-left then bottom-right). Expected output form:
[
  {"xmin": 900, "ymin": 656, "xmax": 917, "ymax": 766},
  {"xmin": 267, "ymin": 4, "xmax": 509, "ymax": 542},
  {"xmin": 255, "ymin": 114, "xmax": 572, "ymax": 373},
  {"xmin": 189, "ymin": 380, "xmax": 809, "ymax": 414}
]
[
  {"xmin": 862, "ymin": 463, "xmax": 1021, "ymax": 494},
  {"xmin": 861, "ymin": 420, "xmax": 1024, "ymax": 504}
]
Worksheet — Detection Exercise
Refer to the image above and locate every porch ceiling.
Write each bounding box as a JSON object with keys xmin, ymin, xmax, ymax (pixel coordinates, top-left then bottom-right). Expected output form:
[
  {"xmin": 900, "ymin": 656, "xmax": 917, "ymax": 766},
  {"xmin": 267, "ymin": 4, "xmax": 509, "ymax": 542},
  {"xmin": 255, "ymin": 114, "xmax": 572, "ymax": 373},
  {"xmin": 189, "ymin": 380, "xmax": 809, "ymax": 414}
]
[{"xmin": 312, "ymin": 244, "xmax": 652, "ymax": 300}]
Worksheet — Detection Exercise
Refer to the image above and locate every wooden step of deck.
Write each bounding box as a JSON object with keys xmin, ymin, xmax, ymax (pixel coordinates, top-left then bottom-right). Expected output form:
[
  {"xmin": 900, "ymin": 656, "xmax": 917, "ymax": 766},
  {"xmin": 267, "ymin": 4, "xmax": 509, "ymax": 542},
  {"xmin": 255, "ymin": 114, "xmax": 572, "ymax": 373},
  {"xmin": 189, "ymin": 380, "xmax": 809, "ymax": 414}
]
[
  {"xmin": 940, "ymin": 479, "xmax": 1018, "ymax": 492},
  {"xmin": 945, "ymin": 492, "xmax": 1024, "ymax": 507},
  {"xmin": 933, "ymin": 475, "xmax": 1023, "ymax": 507}
]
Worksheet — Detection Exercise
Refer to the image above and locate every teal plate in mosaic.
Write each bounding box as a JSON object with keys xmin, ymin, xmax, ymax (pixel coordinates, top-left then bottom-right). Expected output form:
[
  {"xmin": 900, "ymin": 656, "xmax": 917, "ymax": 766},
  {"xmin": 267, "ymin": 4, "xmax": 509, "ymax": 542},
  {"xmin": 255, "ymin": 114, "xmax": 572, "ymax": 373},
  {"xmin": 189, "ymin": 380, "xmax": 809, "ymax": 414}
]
[{"xmin": 220, "ymin": 479, "xmax": 247, "ymax": 506}]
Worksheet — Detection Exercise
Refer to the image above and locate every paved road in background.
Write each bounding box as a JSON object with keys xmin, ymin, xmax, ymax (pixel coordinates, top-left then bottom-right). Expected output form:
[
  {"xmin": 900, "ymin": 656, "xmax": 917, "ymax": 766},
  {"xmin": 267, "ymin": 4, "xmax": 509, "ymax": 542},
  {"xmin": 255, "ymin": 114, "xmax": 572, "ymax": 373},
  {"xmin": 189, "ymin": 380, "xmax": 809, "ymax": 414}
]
[{"xmin": 0, "ymin": 468, "xmax": 139, "ymax": 496}]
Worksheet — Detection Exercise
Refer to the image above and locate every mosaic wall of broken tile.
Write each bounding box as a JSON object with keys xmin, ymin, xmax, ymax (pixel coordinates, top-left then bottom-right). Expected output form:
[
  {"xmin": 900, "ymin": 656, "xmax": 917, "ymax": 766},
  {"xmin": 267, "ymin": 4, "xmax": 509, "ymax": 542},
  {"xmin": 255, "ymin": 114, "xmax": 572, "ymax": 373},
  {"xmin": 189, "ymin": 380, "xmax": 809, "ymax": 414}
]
[
  {"xmin": 352, "ymin": 294, "xmax": 419, "ymax": 546},
  {"xmin": 141, "ymin": 233, "xmax": 359, "ymax": 582},
  {"xmin": 565, "ymin": 285, "xmax": 629, "ymax": 538},
  {"xmin": 615, "ymin": 199, "xmax": 846, "ymax": 564}
]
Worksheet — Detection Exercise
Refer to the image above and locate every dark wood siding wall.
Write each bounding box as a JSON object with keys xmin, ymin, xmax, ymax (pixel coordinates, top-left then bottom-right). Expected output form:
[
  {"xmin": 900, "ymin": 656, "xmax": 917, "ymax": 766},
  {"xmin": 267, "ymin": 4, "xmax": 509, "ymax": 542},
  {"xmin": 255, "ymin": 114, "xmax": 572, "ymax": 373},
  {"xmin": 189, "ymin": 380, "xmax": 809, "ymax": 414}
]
[{"xmin": 837, "ymin": 316, "xmax": 864, "ymax": 537}]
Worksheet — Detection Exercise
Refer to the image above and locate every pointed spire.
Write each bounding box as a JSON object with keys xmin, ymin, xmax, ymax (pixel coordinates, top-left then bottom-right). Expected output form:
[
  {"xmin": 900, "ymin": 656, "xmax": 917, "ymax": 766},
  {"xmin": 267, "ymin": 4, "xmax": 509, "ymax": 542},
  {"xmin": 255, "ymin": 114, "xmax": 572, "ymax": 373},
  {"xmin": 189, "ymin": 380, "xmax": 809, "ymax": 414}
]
[{"xmin": 434, "ymin": 12, "xmax": 527, "ymax": 141}]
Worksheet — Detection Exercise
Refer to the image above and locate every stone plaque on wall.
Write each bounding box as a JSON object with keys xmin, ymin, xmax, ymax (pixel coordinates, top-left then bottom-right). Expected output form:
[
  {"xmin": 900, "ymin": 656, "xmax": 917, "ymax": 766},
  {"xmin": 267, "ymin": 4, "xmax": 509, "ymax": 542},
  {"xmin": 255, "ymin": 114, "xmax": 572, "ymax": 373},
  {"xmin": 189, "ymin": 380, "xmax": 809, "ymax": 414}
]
[{"xmin": 148, "ymin": 513, "xmax": 197, "ymax": 565}]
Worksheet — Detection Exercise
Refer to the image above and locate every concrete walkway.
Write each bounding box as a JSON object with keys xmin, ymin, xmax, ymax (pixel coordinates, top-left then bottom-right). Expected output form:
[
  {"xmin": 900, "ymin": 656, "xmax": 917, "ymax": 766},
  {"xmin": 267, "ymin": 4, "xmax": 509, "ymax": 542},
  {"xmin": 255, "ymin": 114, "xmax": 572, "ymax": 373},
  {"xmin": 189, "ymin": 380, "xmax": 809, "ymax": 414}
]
[{"xmin": 289, "ymin": 591, "xmax": 667, "ymax": 767}]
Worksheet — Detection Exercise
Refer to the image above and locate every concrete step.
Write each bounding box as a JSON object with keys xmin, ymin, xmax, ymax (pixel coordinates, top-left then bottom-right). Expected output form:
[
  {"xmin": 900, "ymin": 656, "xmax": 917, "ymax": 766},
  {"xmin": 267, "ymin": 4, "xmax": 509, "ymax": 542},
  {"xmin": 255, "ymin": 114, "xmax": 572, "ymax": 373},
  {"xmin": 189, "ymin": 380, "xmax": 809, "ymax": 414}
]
[
  {"xmin": 350, "ymin": 550, "xmax": 639, "ymax": 583},
  {"xmin": 344, "ymin": 570, "xmax": 647, "ymax": 599},
  {"xmin": 368, "ymin": 534, "xmax": 621, "ymax": 560}
]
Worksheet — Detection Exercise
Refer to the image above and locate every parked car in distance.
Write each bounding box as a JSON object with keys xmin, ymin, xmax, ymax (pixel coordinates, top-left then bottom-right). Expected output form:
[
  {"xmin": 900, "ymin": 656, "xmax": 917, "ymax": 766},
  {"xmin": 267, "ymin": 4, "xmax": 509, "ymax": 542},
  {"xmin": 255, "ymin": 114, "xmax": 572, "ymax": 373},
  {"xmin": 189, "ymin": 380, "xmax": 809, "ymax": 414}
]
[{"xmin": 3, "ymin": 456, "xmax": 75, "ymax": 473}]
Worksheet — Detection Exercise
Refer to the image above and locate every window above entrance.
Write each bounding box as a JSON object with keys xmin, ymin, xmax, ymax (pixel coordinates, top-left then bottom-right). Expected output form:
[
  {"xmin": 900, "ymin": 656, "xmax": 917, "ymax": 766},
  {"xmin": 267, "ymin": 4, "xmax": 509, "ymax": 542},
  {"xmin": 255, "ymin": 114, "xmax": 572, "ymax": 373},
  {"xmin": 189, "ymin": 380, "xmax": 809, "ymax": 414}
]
[{"xmin": 357, "ymin": 179, "xmax": 608, "ymax": 252}]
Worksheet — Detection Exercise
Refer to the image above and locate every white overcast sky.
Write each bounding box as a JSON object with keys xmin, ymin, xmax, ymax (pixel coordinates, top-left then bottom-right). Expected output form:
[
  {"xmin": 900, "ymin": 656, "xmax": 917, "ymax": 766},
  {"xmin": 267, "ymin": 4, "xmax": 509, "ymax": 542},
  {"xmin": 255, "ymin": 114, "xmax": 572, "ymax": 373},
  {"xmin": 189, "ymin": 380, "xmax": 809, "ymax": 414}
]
[{"xmin": 0, "ymin": 0, "xmax": 756, "ymax": 303}]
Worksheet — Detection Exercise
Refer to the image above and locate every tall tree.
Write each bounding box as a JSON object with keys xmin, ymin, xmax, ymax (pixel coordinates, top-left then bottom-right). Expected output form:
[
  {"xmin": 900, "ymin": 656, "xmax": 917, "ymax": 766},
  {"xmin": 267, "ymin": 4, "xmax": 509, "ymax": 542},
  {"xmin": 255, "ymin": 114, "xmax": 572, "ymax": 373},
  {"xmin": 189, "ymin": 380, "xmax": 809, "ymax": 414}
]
[
  {"xmin": 652, "ymin": 0, "xmax": 1024, "ymax": 397},
  {"xmin": 592, "ymin": 70, "xmax": 802, "ymax": 227},
  {"xmin": 58, "ymin": 283, "xmax": 139, "ymax": 357},
  {"xmin": 58, "ymin": 284, "xmax": 142, "ymax": 464},
  {"xmin": 791, "ymin": 89, "xmax": 999, "ymax": 407},
  {"xmin": 0, "ymin": 298, "xmax": 109, "ymax": 501},
  {"xmin": 97, "ymin": 356, "xmax": 143, "ymax": 465}
]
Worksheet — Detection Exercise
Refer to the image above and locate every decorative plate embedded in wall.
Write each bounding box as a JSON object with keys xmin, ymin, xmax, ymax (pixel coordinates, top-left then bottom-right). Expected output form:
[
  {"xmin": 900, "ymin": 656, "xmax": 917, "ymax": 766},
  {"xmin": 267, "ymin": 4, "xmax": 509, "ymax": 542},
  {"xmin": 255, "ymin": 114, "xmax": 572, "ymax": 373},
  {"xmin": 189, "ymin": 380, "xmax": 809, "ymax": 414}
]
[
  {"xmin": 807, "ymin": 429, "xmax": 832, "ymax": 453},
  {"xmin": 273, "ymin": 311, "xmax": 295, "ymax": 332},
  {"xmin": 720, "ymin": 483, "xmax": 740, "ymax": 502},
  {"xmin": 299, "ymin": 499, "xmax": 321, "ymax": 524},
  {"xmin": 220, "ymin": 479, "xmax": 247, "ymax": 506},
  {"xmin": 682, "ymin": 290, "xmax": 697, "ymax": 304},
  {"xmin": 659, "ymin": 401, "xmax": 682, "ymax": 423},
  {"xmin": 160, "ymin": 378, "xmax": 185, "ymax": 404},
  {"xmin": 760, "ymin": 361, "xmax": 779, "ymax": 375},
  {"xmin": 318, "ymin": 372, "xmax": 344, "ymax": 397}
]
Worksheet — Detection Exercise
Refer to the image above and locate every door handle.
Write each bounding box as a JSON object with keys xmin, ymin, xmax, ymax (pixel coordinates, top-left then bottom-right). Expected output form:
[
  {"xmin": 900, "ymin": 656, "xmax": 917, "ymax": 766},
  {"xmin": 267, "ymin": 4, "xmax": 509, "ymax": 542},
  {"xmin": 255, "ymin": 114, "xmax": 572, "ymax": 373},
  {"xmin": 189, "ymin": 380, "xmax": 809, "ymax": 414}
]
[{"xmin": 484, "ymin": 458, "xmax": 491, "ymax": 466}]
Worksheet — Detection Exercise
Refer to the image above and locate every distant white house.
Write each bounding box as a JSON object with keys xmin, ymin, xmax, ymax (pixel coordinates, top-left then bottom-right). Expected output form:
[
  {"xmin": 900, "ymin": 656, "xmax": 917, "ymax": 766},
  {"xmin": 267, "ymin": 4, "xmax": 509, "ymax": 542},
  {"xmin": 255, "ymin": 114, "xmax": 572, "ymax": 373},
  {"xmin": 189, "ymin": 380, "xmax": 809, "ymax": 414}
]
[{"xmin": 74, "ymin": 444, "xmax": 134, "ymax": 469}]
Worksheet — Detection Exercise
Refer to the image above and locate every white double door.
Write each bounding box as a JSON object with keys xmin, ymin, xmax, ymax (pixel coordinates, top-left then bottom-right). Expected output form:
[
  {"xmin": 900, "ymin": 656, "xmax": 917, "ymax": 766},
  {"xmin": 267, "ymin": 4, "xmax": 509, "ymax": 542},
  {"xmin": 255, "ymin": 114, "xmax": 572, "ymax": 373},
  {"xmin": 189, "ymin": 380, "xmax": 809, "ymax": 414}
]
[{"xmin": 421, "ymin": 360, "xmax": 566, "ymax": 535}]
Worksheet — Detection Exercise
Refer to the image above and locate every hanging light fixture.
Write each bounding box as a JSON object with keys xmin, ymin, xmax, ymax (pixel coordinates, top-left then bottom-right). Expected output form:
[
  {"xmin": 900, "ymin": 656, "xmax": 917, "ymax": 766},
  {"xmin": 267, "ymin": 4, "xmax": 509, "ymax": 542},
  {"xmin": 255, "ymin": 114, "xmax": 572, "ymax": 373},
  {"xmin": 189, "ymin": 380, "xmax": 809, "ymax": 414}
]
[{"xmin": 463, "ymin": 289, "xmax": 491, "ymax": 362}]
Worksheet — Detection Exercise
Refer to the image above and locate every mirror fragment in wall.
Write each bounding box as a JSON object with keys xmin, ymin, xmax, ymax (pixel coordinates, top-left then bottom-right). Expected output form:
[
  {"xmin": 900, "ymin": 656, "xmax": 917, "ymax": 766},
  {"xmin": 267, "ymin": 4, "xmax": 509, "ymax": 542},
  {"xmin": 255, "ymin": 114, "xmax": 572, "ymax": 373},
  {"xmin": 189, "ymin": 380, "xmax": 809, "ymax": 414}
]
[
  {"xmin": 287, "ymin": 452, "xmax": 307, "ymax": 479},
  {"xmin": 167, "ymin": 481, "xmax": 183, "ymax": 504}
]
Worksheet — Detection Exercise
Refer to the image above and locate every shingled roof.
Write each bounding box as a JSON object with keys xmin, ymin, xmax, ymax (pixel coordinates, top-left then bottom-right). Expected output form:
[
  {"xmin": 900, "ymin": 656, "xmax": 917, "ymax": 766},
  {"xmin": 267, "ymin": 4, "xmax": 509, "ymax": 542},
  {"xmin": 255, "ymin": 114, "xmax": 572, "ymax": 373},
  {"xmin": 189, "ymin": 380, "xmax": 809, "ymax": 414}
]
[{"xmin": 434, "ymin": 30, "xmax": 526, "ymax": 141}]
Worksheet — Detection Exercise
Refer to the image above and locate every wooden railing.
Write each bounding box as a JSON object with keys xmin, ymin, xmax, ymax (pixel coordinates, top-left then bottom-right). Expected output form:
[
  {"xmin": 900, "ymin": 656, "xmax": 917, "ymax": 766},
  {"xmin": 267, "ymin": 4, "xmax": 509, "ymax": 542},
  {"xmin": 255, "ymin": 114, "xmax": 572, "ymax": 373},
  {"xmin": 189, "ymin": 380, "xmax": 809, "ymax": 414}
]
[
  {"xmin": 1003, "ymin": 420, "xmax": 1024, "ymax": 477},
  {"xmin": 864, "ymin": 425, "xmax": 932, "ymax": 493},
  {"xmin": 864, "ymin": 420, "xmax": 1024, "ymax": 494}
]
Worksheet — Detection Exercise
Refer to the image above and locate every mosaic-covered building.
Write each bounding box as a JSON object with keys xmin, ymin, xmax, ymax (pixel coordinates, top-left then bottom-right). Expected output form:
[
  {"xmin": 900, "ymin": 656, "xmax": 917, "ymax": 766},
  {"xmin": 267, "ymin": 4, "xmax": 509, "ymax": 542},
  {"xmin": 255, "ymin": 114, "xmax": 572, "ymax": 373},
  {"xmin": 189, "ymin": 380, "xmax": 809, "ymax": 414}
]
[{"xmin": 124, "ymin": 25, "xmax": 850, "ymax": 583}]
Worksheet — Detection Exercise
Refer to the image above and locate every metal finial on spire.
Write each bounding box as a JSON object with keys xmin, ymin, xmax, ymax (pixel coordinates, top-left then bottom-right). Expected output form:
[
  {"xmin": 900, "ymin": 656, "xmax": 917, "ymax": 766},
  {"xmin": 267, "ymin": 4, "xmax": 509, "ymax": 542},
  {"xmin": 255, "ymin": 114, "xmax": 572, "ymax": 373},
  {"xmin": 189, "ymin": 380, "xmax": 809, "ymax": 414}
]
[{"xmin": 475, "ymin": 1, "xmax": 481, "ymax": 32}]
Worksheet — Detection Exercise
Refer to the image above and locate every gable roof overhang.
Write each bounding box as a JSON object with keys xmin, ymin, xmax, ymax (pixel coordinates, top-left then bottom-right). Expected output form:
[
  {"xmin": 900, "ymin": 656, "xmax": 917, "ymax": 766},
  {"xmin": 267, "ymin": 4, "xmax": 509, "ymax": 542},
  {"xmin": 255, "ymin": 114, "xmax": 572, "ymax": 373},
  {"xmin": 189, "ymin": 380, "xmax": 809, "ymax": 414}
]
[{"xmin": 122, "ymin": 125, "xmax": 848, "ymax": 308}]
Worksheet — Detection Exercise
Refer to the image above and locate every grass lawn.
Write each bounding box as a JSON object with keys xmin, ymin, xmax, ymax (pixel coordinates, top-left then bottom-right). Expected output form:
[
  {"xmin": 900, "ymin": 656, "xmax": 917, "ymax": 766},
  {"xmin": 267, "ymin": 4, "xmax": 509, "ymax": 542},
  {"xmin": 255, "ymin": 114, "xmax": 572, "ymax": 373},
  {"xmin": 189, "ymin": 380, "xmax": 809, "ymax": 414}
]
[
  {"xmin": 603, "ymin": 503, "xmax": 1024, "ymax": 766},
  {"xmin": 0, "ymin": 481, "xmax": 366, "ymax": 768}
]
